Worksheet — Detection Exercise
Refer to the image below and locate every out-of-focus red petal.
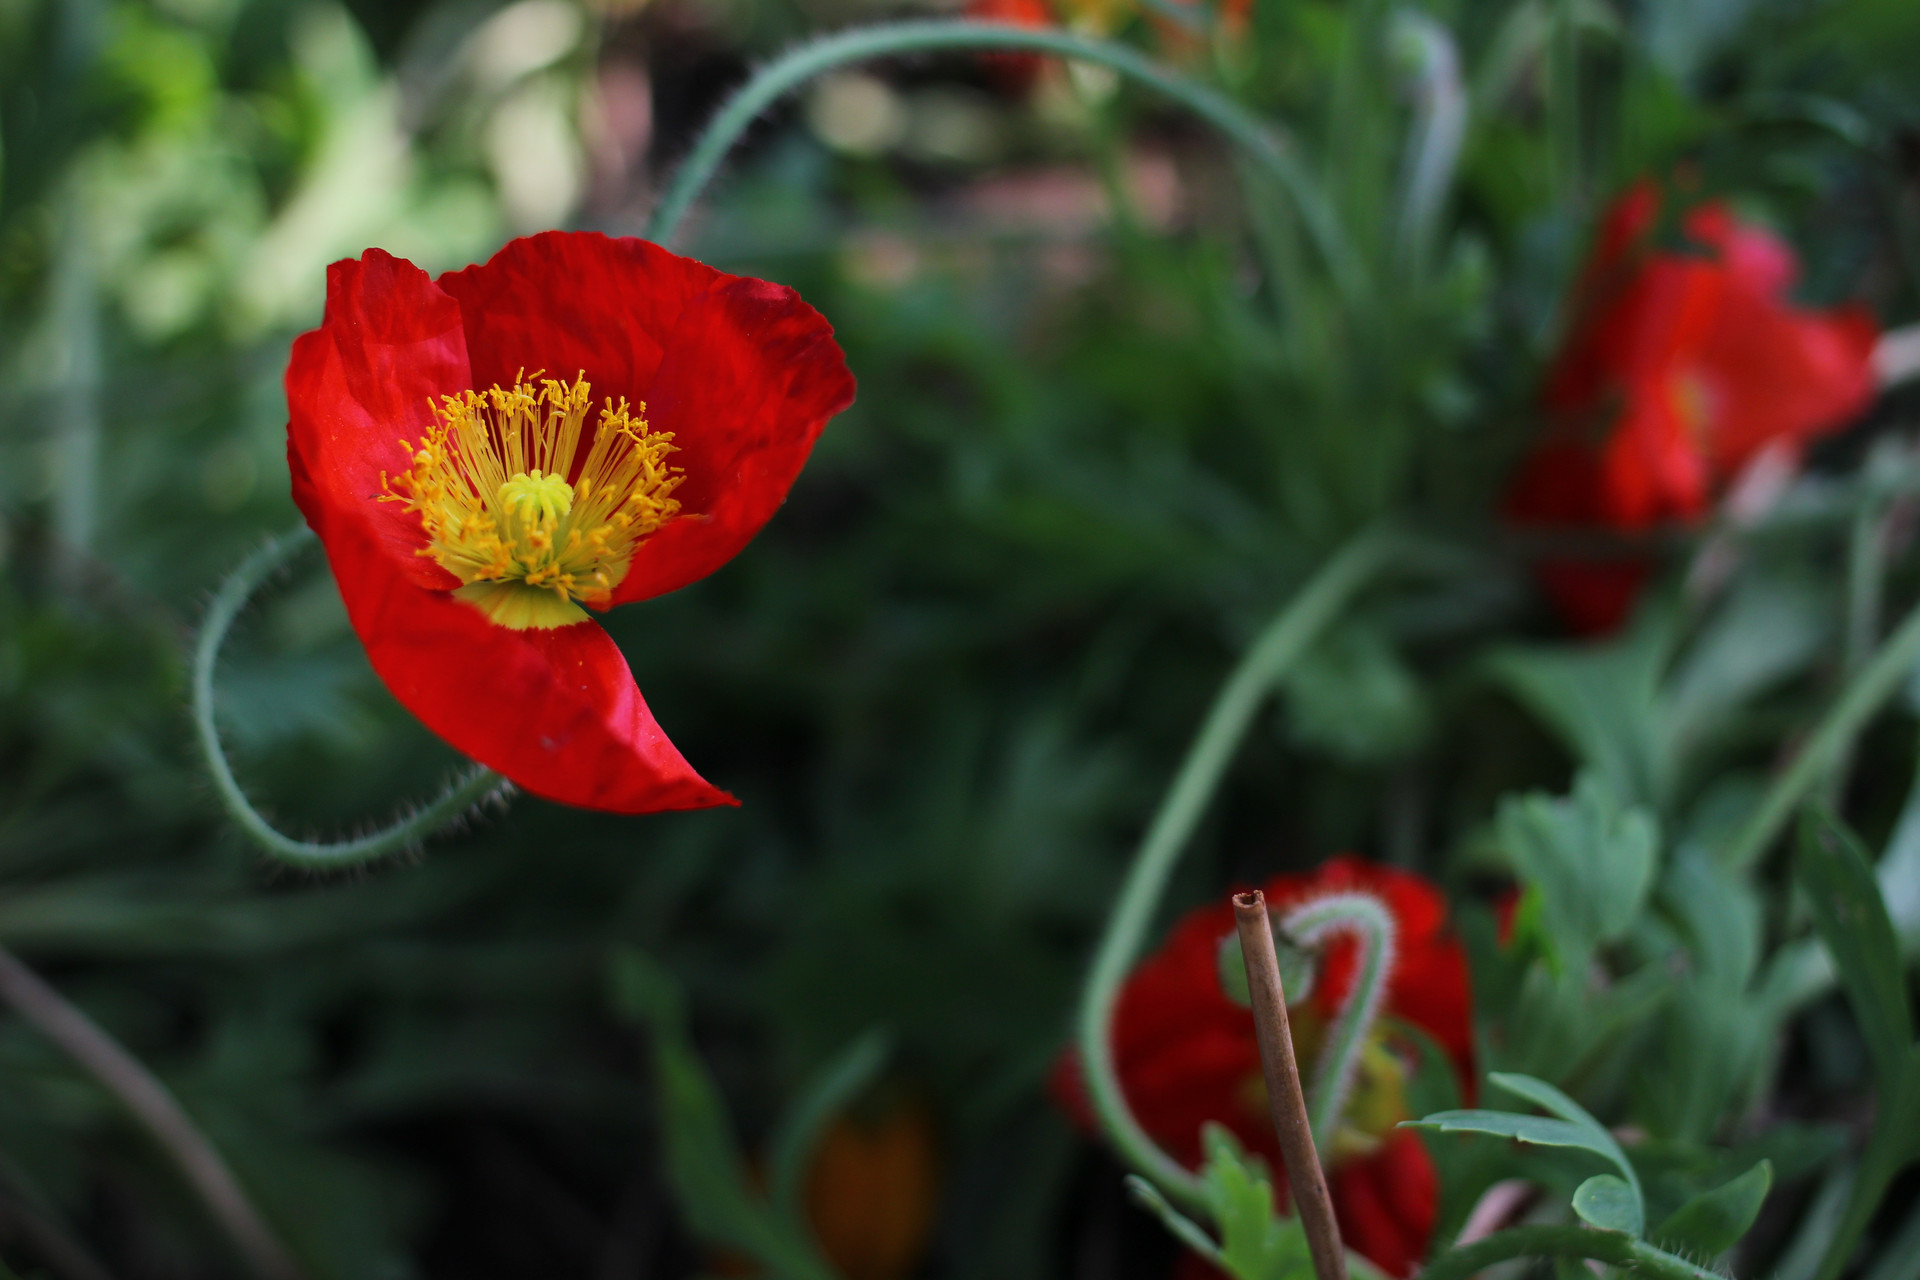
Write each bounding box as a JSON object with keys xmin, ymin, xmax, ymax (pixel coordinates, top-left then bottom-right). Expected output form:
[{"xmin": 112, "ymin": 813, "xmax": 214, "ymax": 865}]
[
  {"xmin": 300, "ymin": 485, "xmax": 734, "ymax": 814},
  {"xmin": 607, "ymin": 275, "xmax": 856, "ymax": 605},
  {"xmin": 1329, "ymin": 1130, "xmax": 1439, "ymax": 1277}
]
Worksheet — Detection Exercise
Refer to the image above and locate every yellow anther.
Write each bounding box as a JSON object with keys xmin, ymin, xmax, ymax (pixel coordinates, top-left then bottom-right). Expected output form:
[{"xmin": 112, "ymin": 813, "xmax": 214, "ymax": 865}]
[{"xmin": 379, "ymin": 373, "xmax": 684, "ymax": 629}]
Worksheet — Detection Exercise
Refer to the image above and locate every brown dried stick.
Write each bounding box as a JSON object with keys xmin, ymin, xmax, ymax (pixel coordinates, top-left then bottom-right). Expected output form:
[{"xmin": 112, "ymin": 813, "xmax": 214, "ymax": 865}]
[
  {"xmin": 0, "ymin": 947, "xmax": 305, "ymax": 1280},
  {"xmin": 1232, "ymin": 890, "xmax": 1347, "ymax": 1280}
]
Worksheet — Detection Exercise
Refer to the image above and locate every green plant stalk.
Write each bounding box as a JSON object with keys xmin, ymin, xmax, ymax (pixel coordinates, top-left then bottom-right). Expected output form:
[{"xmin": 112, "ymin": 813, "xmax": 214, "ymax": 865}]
[
  {"xmin": 1279, "ymin": 893, "xmax": 1395, "ymax": 1151},
  {"xmin": 1722, "ymin": 593, "xmax": 1920, "ymax": 871},
  {"xmin": 1415, "ymin": 1225, "xmax": 1718, "ymax": 1280},
  {"xmin": 1812, "ymin": 1063, "xmax": 1919, "ymax": 1280},
  {"xmin": 643, "ymin": 21, "xmax": 1358, "ymax": 299},
  {"xmin": 1076, "ymin": 532, "xmax": 1396, "ymax": 1210},
  {"xmin": 193, "ymin": 526, "xmax": 505, "ymax": 868}
]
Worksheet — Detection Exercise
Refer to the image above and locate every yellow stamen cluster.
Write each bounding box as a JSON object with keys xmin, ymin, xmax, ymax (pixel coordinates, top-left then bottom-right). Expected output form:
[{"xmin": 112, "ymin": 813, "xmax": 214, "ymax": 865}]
[{"xmin": 381, "ymin": 372, "xmax": 682, "ymax": 629}]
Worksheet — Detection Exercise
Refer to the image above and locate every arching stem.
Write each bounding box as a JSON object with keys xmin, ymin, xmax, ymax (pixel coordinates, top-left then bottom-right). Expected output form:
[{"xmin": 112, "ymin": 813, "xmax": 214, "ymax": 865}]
[
  {"xmin": 1076, "ymin": 532, "xmax": 1396, "ymax": 1211},
  {"xmin": 644, "ymin": 21, "xmax": 1359, "ymax": 300},
  {"xmin": 1279, "ymin": 892, "xmax": 1397, "ymax": 1152},
  {"xmin": 192, "ymin": 526, "xmax": 507, "ymax": 869}
]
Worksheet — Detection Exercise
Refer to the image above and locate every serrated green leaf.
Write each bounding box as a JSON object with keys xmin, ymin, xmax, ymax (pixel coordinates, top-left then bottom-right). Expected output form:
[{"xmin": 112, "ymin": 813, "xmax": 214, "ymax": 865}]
[
  {"xmin": 1199, "ymin": 1125, "xmax": 1316, "ymax": 1280},
  {"xmin": 1653, "ymin": 1160, "xmax": 1772, "ymax": 1256},
  {"xmin": 1572, "ymin": 1174, "xmax": 1642, "ymax": 1236},
  {"xmin": 1797, "ymin": 810, "xmax": 1914, "ymax": 1087},
  {"xmin": 1496, "ymin": 773, "xmax": 1658, "ymax": 971}
]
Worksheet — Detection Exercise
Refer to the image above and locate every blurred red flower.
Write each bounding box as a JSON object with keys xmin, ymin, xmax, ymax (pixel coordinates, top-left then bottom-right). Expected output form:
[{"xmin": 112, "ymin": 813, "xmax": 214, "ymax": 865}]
[
  {"xmin": 1056, "ymin": 856, "xmax": 1473, "ymax": 1277},
  {"xmin": 286, "ymin": 232, "xmax": 854, "ymax": 813},
  {"xmin": 1507, "ymin": 182, "xmax": 1880, "ymax": 632}
]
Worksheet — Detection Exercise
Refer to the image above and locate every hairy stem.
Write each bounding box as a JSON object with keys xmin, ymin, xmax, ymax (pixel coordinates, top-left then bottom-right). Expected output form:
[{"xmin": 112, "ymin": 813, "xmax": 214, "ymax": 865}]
[
  {"xmin": 193, "ymin": 526, "xmax": 506, "ymax": 868},
  {"xmin": 0, "ymin": 948, "xmax": 303, "ymax": 1280},
  {"xmin": 1076, "ymin": 532, "xmax": 1395, "ymax": 1210},
  {"xmin": 644, "ymin": 21, "xmax": 1357, "ymax": 297},
  {"xmin": 1280, "ymin": 893, "xmax": 1396, "ymax": 1151},
  {"xmin": 1721, "ymin": 592, "xmax": 1920, "ymax": 870},
  {"xmin": 1416, "ymin": 1224, "xmax": 1718, "ymax": 1280}
]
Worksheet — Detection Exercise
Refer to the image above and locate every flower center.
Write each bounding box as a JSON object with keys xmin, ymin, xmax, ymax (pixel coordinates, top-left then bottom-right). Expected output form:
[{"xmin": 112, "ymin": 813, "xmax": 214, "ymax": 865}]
[
  {"xmin": 382, "ymin": 373, "xmax": 683, "ymax": 628},
  {"xmin": 1237, "ymin": 1007, "xmax": 1411, "ymax": 1166}
]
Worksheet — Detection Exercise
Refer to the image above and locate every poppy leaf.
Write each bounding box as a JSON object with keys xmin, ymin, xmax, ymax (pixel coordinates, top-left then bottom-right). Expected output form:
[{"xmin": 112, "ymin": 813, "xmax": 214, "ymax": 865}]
[
  {"xmin": 1796, "ymin": 808, "xmax": 1914, "ymax": 1088},
  {"xmin": 1652, "ymin": 1160, "xmax": 1772, "ymax": 1256},
  {"xmin": 607, "ymin": 948, "xmax": 837, "ymax": 1280},
  {"xmin": 1198, "ymin": 1125, "xmax": 1317, "ymax": 1280},
  {"xmin": 1495, "ymin": 772, "xmax": 1658, "ymax": 971},
  {"xmin": 1572, "ymin": 1174, "xmax": 1642, "ymax": 1236},
  {"xmin": 1488, "ymin": 1073, "xmax": 1643, "ymax": 1204}
]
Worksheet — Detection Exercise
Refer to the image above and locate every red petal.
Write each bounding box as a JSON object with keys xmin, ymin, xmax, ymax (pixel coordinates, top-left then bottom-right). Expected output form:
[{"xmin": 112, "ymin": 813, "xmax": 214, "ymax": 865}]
[
  {"xmin": 435, "ymin": 231, "xmax": 723, "ymax": 401},
  {"xmin": 434, "ymin": 231, "xmax": 855, "ymax": 607},
  {"xmin": 303, "ymin": 487, "xmax": 734, "ymax": 813},
  {"xmin": 608, "ymin": 273, "xmax": 856, "ymax": 604},
  {"xmin": 1330, "ymin": 1131, "xmax": 1438, "ymax": 1277},
  {"xmin": 287, "ymin": 249, "xmax": 471, "ymax": 590},
  {"xmin": 288, "ymin": 244, "xmax": 735, "ymax": 814}
]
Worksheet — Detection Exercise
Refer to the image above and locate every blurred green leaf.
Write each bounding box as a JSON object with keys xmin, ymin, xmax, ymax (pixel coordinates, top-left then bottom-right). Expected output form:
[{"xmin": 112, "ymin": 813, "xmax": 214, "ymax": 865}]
[
  {"xmin": 607, "ymin": 948, "xmax": 839, "ymax": 1280},
  {"xmin": 1796, "ymin": 810, "xmax": 1914, "ymax": 1086},
  {"xmin": 1198, "ymin": 1126, "xmax": 1314, "ymax": 1280},
  {"xmin": 1571, "ymin": 1174, "xmax": 1640, "ymax": 1236},
  {"xmin": 1497, "ymin": 773, "xmax": 1658, "ymax": 970},
  {"xmin": 1652, "ymin": 1159, "xmax": 1771, "ymax": 1257}
]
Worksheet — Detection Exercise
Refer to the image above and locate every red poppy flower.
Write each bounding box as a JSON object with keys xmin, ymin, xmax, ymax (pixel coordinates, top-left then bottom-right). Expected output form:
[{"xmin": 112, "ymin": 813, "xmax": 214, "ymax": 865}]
[
  {"xmin": 1507, "ymin": 181, "xmax": 1879, "ymax": 632},
  {"xmin": 285, "ymin": 232, "xmax": 855, "ymax": 813},
  {"xmin": 1055, "ymin": 856, "xmax": 1473, "ymax": 1277}
]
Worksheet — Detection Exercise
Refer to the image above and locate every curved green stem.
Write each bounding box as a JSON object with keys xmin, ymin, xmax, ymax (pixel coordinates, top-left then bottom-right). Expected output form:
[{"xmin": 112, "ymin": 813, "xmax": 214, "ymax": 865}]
[
  {"xmin": 1076, "ymin": 532, "xmax": 1396, "ymax": 1210},
  {"xmin": 1279, "ymin": 893, "xmax": 1396, "ymax": 1151},
  {"xmin": 1417, "ymin": 1225, "xmax": 1718, "ymax": 1280},
  {"xmin": 644, "ymin": 21, "xmax": 1357, "ymax": 298},
  {"xmin": 1721, "ymin": 593, "xmax": 1920, "ymax": 871},
  {"xmin": 192, "ymin": 527, "xmax": 507, "ymax": 869}
]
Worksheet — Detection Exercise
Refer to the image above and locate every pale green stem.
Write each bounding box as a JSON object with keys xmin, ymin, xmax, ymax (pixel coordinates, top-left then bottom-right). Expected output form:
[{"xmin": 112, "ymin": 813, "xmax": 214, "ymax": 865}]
[
  {"xmin": 1416, "ymin": 1225, "xmax": 1718, "ymax": 1280},
  {"xmin": 1280, "ymin": 893, "xmax": 1396, "ymax": 1152},
  {"xmin": 1076, "ymin": 532, "xmax": 1396, "ymax": 1210},
  {"xmin": 1721, "ymin": 593, "xmax": 1920, "ymax": 871},
  {"xmin": 644, "ymin": 21, "xmax": 1359, "ymax": 300},
  {"xmin": 192, "ymin": 527, "xmax": 506, "ymax": 868}
]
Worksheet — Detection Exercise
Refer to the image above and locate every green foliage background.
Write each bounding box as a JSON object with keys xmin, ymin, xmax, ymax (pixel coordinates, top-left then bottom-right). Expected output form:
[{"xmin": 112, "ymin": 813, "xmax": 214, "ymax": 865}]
[{"xmin": 3, "ymin": 0, "xmax": 1920, "ymax": 1276}]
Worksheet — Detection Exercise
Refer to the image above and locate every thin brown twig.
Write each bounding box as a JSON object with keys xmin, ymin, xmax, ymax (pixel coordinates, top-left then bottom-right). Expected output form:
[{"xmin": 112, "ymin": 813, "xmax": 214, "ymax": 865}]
[
  {"xmin": 1232, "ymin": 890, "xmax": 1347, "ymax": 1280},
  {"xmin": 0, "ymin": 947, "xmax": 305, "ymax": 1280}
]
